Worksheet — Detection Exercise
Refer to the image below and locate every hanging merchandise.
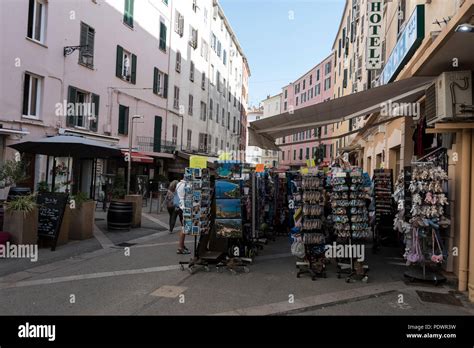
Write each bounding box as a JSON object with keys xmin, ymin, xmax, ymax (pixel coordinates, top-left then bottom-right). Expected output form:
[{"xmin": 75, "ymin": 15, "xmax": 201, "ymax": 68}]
[
  {"xmin": 296, "ymin": 171, "xmax": 327, "ymax": 280},
  {"xmin": 372, "ymin": 169, "xmax": 396, "ymax": 246},
  {"xmin": 329, "ymin": 167, "xmax": 370, "ymax": 282},
  {"xmin": 274, "ymin": 173, "xmax": 289, "ymax": 236},
  {"xmin": 403, "ymin": 162, "xmax": 450, "ymax": 284}
]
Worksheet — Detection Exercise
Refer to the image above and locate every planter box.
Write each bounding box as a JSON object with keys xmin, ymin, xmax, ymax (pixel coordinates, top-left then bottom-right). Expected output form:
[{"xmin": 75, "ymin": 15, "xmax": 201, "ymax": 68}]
[
  {"xmin": 69, "ymin": 200, "xmax": 95, "ymax": 240},
  {"xmin": 4, "ymin": 207, "xmax": 39, "ymax": 245},
  {"xmin": 124, "ymin": 195, "xmax": 142, "ymax": 228},
  {"xmin": 56, "ymin": 205, "xmax": 70, "ymax": 246}
]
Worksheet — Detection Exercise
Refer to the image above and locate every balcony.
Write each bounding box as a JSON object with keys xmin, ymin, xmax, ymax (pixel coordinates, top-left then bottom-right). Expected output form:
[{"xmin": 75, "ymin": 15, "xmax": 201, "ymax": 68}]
[{"xmin": 136, "ymin": 137, "xmax": 176, "ymax": 154}]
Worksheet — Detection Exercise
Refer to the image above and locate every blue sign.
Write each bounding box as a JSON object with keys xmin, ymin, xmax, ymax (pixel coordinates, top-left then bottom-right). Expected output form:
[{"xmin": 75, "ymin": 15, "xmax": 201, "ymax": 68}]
[{"xmin": 380, "ymin": 5, "xmax": 425, "ymax": 85}]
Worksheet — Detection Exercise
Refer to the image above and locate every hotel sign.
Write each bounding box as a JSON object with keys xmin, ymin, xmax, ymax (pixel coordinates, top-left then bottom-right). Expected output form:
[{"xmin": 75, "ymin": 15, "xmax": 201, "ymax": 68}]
[
  {"xmin": 380, "ymin": 5, "xmax": 425, "ymax": 84},
  {"xmin": 366, "ymin": 0, "xmax": 384, "ymax": 70}
]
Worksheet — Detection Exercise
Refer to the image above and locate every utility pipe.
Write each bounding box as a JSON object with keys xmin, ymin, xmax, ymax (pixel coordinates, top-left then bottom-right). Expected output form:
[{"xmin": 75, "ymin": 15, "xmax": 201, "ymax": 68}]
[
  {"xmin": 469, "ymin": 129, "xmax": 474, "ymax": 302},
  {"xmin": 458, "ymin": 128, "xmax": 471, "ymax": 291}
]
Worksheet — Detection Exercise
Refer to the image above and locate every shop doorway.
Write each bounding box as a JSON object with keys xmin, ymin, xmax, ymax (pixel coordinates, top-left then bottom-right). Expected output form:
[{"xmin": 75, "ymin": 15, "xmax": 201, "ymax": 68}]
[
  {"xmin": 375, "ymin": 153, "xmax": 382, "ymax": 170},
  {"xmin": 367, "ymin": 156, "xmax": 372, "ymax": 177},
  {"xmin": 389, "ymin": 146, "xmax": 401, "ymax": 176}
]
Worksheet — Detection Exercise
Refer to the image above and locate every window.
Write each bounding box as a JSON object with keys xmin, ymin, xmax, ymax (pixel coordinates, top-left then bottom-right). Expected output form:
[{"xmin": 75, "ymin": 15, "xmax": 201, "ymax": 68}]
[
  {"xmin": 216, "ymin": 71, "xmax": 221, "ymax": 92},
  {"xmin": 309, "ymin": 75, "xmax": 313, "ymax": 86},
  {"xmin": 216, "ymin": 103, "xmax": 220, "ymax": 123},
  {"xmin": 201, "ymin": 39, "xmax": 209, "ymax": 61},
  {"xmin": 215, "ymin": 138, "xmax": 219, "ymax": 153},
  {"xmin": 296, "ymin": 96, "xmax": 299, "ymax": 106},
  {"xmin": 233, "ymin": 117, "xmax": 236, "ymax": 133},
  {"xmin": 174, "ymin": 10, "xmax": 184, "ymax": 37},
  {"xmin": 306, "ymin": 147, "xmax": 310, "ymax": 160},
  {"xmin": 200, "ymin": 101, "xmax": 207, "ymax": 121},
  {"xmin": 65, "ymin": 86, "xmax": 99, "ymax": 131},
  {"xmin": 343, "ymin": 69, "xmax": 348, "ymax": 88},
  {"xmin": 79, "ymin": 22, "xmax": 95, "ymax": 68},
  {"xmin": 211, "ymin": 33, "xmax": 217, "ymax": 50},
  {"xmin": 123, "ymin": 0, "xmax": 134, "ymax": 27},
  {"xmin": 198, "ymin": 133, "xmax": 208, "ymax": 152},
  {"xmin": 186, "ymin": 129, "xmax": 192, "ymax": 150},
  {"xmin": 293, "ymin": 150, "xmax": 296, "ymax": 161},
  {"xmin": 221, "ymin": 140, "xmax": 224, "ymax": 150},
  {"xmin": 172, "ymin": 125, "xmax": 178, "ymax": 145},
  {"xmin": 227, "ymin": 112, "xmax": 230, "ymax": 130},
  {"xmin": 325, "ymin": 62, "xmax": 332, "ymax": 74},
  {"xmin": 299, "ymin": 149, "xmax": 303, "ymax": 160},
  {"xmin": 27, "ymin": 0, "xmax": 46, "ymax": 43},
  {"xmin": 189, "ymin": 26, "xmax": 198, "ymax": 49},
  {"xmin": 316, "ymin": 70, "xmax": 320, "ymax": 81},
  {"xmin": 116, "ymin": 45, "xmax": 137, "ymax": 84},
  {"xmin": 217, "ymin": 40, "xmax": 222, "ymax": 57},
  {"xmin": 210, "ymin": 65, "xmax": 215, "ymax": 85},
  {"xmin": 303, "ymin": 80, "xmax": 306, "ymax": 90},
  {"xmin": 223, "ymin": 50, "xmax": 227, "ymax": 65},
  {"xmin": 284, "ymin": 101, "xmax": 287, "ymax": 111},
  {"xmin": 173, "ymin": 86, "xmax": 180, "ymax": 109},
  {"xmin": 192, "ymin": 0, "xmax": 197, "ymax": 12},
  {"xmin": 153, "ymin": 68, "xmax": 168, "ymax": 98},
  {"xmin": 118, "ymin": 104, "xmax": 129, "ymax": 135},
  {"xmin": 315, "ymin": 84, "xmax": 320, "ymax": 96},
  {"xmin": 324, "ymin": 77, "xmax": 331, "ymax": 91},
  {"xmin": 282, "ymin": 151, "xmax": 285, "ymax": 161},
  {"xmin": 209, "ymin": 99, "xmax": 213, "ymax": 120},
  {"xmin": 22, "ymin": 72, "xmax": 42, "ymax": 118},
  {"xmin": 190, "ymin": 61, "xmax": 195, "ymax": 82},
  {"xmin": 159, "ymin": 22, "xmax": 167, "ymax": 51},
  {"xmin": 284, "ymin": 89, "xmax": 288, "ymax": 99},
  {"xmin": 175, "ymin": 51, "xmax": 181, "ymax": 72},
  {"xmin": 188, "ymin": 94, "xmax": 193, "ymax": 115},
  {"xmin": 201, "ymin": 72, "xmax": 206, "ymax": 90},
  {"xmin": 221, "ymin": 108, "xmax": 225, "ymax": 126}
]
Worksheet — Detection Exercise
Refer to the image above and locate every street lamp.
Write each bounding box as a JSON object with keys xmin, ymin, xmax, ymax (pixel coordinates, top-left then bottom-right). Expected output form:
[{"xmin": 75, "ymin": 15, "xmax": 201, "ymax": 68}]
[{"xmin": 127, "ymin": 115, "xmax": 144, "ymax": 195}]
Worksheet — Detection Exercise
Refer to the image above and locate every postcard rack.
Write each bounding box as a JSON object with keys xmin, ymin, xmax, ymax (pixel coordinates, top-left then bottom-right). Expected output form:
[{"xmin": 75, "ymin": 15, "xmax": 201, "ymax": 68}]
[{"xmin": 373, "ymin": 168, "xmax": 395, "ymax": 246}]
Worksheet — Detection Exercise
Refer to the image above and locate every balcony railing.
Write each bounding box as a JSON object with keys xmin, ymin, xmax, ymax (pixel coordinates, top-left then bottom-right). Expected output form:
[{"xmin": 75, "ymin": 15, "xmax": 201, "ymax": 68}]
[{"xmin": 136, "ymin": 137, "xmax": 176, "ymax": 154}]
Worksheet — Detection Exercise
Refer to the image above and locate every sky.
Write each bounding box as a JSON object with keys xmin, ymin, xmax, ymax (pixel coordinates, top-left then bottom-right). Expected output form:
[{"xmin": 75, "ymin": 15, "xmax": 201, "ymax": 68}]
[{"xmin": 219, "ymin": 0, "xmax": 345, "ymax": 108}]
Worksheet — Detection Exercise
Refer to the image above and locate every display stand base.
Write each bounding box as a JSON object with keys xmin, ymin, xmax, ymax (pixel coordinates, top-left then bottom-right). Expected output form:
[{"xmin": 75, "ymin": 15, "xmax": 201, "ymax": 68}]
[
  {"xmin": 296, "ymin": 260, "xmax": 326, "ymax": 281},
  {"xmin": 337, "ymin": 262, "xmax": 369, "ymax": 283},
  {"xmin": 216, "ymin": 257, "xmax": 250, "ymax": 275},
  {"xmin": 179, "ymin": 257, "xmax": 211, "ymax": 274},
  {"xmin": 404, "ymin": 269, "xmax": 446, "ymax": 285}
]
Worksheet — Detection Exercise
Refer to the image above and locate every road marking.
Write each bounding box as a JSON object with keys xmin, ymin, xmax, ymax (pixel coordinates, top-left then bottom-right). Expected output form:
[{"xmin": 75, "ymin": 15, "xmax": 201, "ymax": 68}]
[
  {"xmin": 150, "ymin": 285, "xmax": 187, "ymax": 298},
  {"xmin": 0, "ymin": 264, "xmax": 181, "ymax": 290}
]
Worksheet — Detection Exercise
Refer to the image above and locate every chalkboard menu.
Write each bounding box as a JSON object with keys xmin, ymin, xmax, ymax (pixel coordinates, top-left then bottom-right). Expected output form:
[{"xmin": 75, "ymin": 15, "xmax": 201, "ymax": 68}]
[{"xmin": 37, "ymin": 193, "xmax": 69, "ymax": 250}]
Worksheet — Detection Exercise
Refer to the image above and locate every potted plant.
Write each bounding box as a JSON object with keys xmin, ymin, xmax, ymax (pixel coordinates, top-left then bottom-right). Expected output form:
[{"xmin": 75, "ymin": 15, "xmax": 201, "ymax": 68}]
[
  {"xmin": 0, "ymin": 158, "xmax": 30, "ymax": 200},
  {"xmin": 3, "ymin": 194, "xmax": 38, "ymax": 244},
  {"xmin": 68, "ymin": 192, "xmax": 95, "ymax": 240},
  {"xmin": 36, "ymin": 181, "xmax": 49, "ymax": 193}
]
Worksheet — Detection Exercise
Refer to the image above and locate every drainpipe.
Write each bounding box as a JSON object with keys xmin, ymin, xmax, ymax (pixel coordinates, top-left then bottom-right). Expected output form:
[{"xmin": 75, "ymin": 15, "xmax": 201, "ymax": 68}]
[
  {"xmin": 459, "ymin": 128, "xmax": 471, "ymax": 292},
  {"xmin": 469, "ymin": 129, "xmax": 474, "ymax": 302}
]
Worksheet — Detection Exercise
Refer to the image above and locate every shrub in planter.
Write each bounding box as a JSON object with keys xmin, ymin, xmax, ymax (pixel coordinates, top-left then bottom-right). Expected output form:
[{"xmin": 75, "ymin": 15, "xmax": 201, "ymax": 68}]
[
  {"xmin": 3, "ymin": 195, "xmax": 38, "ymax": 245},
  {"xmin": 69, "ymin": 192, "xmax": 95, "ymax": 240}
]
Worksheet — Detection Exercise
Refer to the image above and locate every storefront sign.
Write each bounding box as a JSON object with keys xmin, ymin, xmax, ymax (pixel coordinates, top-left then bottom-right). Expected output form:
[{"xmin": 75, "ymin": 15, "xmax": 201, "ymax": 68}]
[
  {"xmin": 189, "ymin": 155, "xmax": 207, "ymax": 169},
  {"xmin": 255, "ymin": 164, "xmax": 265, "ymax": 173},
  {"xmin": 37, "ymin": 193, "xmax": 69, "ymax": 251},
  {"xmin": 366, "ymin": 0, "xmax": 384, "ymax": 69},
  {"xmin": 380, "ymin": 5, "xmax": 425, "ymax": 84}
]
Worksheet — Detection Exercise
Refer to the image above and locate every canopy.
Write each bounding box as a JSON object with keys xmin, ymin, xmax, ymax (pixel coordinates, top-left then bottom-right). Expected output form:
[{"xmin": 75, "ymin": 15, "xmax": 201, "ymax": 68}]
[
  {"xmin": 249, "ymin": 76, "xmax": 434, "ymax": 148},
  {"xmin": 121, "ymin": 150, "xmax": 154, "ymax": 164},
  {"xmin": 9, "ymin": 135, "xmax": 122, "ymax": 158}
]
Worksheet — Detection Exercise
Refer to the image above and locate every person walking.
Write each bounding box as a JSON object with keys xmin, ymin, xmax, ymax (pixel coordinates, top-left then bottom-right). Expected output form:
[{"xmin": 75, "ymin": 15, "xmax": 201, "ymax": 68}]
[
  {"xmin": 166, "ymin": 180, "xmax": 178, "ymax": 233},
  {"xmin": 175, "ymin": 178, "xmax": 190, "ymax": 254}
]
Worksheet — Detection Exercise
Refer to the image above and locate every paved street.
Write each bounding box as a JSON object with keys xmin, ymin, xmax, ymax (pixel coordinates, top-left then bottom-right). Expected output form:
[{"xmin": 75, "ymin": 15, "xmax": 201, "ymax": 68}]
[{"xmin": 1, "ymin": 211, "xmax": 473, "ymax": 316}]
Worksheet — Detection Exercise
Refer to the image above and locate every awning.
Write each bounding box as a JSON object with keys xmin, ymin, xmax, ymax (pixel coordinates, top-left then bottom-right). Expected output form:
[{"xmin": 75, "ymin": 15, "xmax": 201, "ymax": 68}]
[
  {"xmin": 121, "ymin": 150, "xmax": 154, "ymax": 164},
  {"xmin": 0, "ymin": 128, "xmax": 29, "ymax": 136},
  {"xmin": 249, "ymin": 76, "xmax": 434, "ymax": 148}
]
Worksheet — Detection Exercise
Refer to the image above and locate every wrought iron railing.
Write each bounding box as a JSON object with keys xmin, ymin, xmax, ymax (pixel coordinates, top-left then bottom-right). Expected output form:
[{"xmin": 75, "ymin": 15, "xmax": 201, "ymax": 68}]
[{"xmin": 136, "ymin": 137, "xmax": 176, "ymax": 154}]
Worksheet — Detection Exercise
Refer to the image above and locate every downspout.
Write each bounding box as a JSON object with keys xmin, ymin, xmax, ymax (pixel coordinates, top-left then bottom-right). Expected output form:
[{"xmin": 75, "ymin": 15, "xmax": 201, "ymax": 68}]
[
  {"xmin": 165, "ymin": 0, "xmax": 173, "ymax": 144},
  {"xmin": 459, "ymin": 128, "xmax": 471, "ymax": 291},
  {"xmin": 469, "ymin": 129, "xmax": 474, "ymax": 302}
]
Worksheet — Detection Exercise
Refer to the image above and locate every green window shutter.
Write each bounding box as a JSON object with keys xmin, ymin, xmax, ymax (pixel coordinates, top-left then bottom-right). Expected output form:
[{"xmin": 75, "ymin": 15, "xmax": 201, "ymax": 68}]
[
  {"xmin": 27, "ymin": 0, "xmax": 34, "ymax": 38},
  {"xmin": 163, "ymin": 74, "xmax": 168, "ymax": 99},
  {"xmin": 90, "ymin": 94, "xmax": 99, "ymax": 132},
  {"xmin": 153, "ymin": 116, "xmax": 162, "ymax": 152},
  {"xmin": 22, "ymin": 74, "xmax": 30, "ymax": 115},
  {"xmin": 118, "ymin": 105, "xmax": 129, "ymax": 135},
  {"xmin": 116, "ymin": 45, "xmax": 123, "ymax": 78},
  {"xmin": 153, "ymin": 68, "xmax": 158, "ymax": 94},
  {"xmin": 131, "ymin": 54, "xmax": 137, "ymax": 84},
  {"xmin": 67, "ymin": 86, "xmax": 77, "ymax": 127},
  {"xmin": 159, "ymin": 22, "xmax": 167, "ymax": 51},
  {"xmin": 124, "ymin": 0, "xmax": 134, "ymax": 27}
]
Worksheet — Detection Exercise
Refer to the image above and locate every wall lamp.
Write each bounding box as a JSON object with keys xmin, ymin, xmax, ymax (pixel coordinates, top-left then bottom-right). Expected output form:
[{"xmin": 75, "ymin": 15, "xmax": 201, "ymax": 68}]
[{"xmin": 64, "ymin": 45, "xmax": 91, "ymax": 57}]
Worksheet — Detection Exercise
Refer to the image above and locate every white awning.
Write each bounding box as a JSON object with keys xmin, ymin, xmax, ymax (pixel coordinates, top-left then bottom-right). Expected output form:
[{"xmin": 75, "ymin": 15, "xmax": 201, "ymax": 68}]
[{"xmin": 249, "ymin": 76, "xmax": 433, "ymax": 148}]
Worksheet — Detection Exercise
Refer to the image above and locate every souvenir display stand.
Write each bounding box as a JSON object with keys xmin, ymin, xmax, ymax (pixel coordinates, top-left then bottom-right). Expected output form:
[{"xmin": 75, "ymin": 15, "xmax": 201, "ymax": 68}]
[
  {"xmin": 274, "ymin": 172, "xmax": 289, "ymax": 236},
  {"xmin": 373, "ymin": 169, "xmax": 395, "ymax": 246},
  {"xmin": 296, "ymin": 171, "xmax": 327, "ymax": 280},
  {"xmin": 255, "ymin": 171, "xmax": 276, "ymax": 242},
  {"xmin": 329, "ymin": 167, "xmax": 370, "ymax": 282},
  {"xmin": 403, "ymin": 162, "xmax": 450, "ymax": 284},
  {"xmin": 179, "ymin": 167, "xmax": 214, "ymax": 274},
  {"xmin": 213, "ymin": 161, "xmax": 251, "ymax": 274}
]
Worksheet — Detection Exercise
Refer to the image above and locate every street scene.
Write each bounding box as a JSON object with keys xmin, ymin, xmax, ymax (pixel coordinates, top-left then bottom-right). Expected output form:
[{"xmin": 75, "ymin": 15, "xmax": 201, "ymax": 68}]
[{"xmin": 1, "ymin": 0, "xmax": 474, "ymax": 335}]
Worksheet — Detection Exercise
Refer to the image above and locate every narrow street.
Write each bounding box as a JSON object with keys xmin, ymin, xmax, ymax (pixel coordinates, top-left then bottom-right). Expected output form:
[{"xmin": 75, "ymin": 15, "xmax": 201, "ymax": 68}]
[{"xmin": 1, "ymin": 213, "xmax": 472, "ymax": 316}]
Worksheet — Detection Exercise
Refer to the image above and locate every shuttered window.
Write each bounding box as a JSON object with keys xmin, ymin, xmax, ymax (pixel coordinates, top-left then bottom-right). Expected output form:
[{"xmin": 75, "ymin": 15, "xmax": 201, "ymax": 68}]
[
  {"xmin": 79, "ymin": 22, "xmax": 95, "ymax": 68},
  {"xmin": 118, "ymin": 104, "xmax": 129, "ymax": 135},
  {"xmin": 123, "ymin": 0, "xmax": 134, "ymax": 28},
  {"xmin": 159, "ymin": 22, "xmax": 167, "ymax": 51},
  {"xmin": 116, "ymin": 45, "xmax": 137, "ymax": 84}
]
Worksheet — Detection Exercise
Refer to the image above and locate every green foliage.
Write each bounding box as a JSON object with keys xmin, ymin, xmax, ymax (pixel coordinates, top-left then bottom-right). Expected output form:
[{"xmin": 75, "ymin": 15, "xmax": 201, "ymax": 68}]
[
  {"xmin": 72, "ymin": 191, "xmax": 91, "ymax": 209},
  {"xmin": 4, "ymin": 195, "xmax": 37, "ymax": 216},
  {"xmin": 0, "ymin": 159, "xmax": 29, "ymax": 187},
  {"xmin": 36, "ymin": 181, "xmax": 49, "ymax": 193},
  {"xmin": 112, "ymin": 174, "xmax": 126, "ymax": 199}
]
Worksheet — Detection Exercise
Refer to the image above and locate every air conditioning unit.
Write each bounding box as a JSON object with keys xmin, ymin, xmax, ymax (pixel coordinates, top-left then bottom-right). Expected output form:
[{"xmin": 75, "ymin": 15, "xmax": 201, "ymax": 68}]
[{"xmin": 427, "ymin": 71, "xmax": 473, "ymax": 125}]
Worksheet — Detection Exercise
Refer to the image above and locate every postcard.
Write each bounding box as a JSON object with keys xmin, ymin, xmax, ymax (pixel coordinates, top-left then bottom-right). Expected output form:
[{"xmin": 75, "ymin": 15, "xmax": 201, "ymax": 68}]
[
  {"xmin": 215, "ymin": 180, "xmax": 240, "ymax": 199},
  {"xmin": 216, "ymin": 219, "xmax": 242, "ymax": 239},
  {"xmin": 216, "ymin": 199, "xmax": 241, "ymax": 219}
]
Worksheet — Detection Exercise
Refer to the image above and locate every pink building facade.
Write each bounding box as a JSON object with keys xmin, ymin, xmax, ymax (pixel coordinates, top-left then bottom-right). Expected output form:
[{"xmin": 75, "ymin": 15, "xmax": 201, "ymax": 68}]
[{"xmin": 277, "ymin": 54, "xmax": 334, "ymax": 168}]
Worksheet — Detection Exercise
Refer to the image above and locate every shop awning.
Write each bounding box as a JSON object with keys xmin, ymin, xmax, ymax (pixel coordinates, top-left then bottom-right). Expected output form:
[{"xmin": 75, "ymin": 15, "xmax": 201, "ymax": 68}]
[
  {"xmin": 249, "ymin": 76, "xmax": 434, "ymax": 148},
  {"xmin": 121, "ymin": 150, "xmax": 154, "ymax": 164}
]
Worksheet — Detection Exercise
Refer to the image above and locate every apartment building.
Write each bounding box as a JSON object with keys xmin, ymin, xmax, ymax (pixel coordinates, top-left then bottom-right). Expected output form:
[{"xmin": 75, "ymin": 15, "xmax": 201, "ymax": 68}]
[
  {"xmin": 277, "ymin": 54, "xmax": 335, "ymax": 168},
  {"xmin": 260, "ymin": 94, "xmax": 281, "ymax": 167},
  {"xmin": 0, "ymin": 0, "xmax": 249, "ymax": 192},
  {"xmin": 245, "ymin": 107, "xmax": 264, "ymax": 165}
]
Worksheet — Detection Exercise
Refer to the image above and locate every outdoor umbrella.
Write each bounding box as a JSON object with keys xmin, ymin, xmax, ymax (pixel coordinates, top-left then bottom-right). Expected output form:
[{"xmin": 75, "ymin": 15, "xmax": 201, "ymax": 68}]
[{"xmin": 9, "ymin": 135, "xmax": 121, "ymax": 158}]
